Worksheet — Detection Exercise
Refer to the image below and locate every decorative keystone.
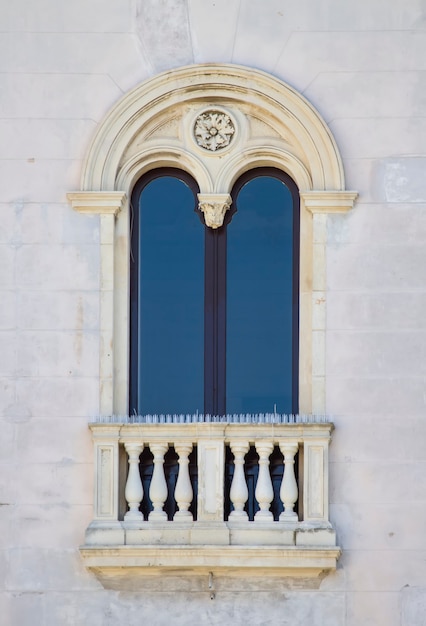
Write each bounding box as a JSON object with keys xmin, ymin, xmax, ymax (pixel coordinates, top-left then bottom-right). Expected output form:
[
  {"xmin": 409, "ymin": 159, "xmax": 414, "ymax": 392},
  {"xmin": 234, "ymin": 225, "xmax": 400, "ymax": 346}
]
[{"xmin": 198, "ymin": 193, "xmax": 232, "ymax": 229}]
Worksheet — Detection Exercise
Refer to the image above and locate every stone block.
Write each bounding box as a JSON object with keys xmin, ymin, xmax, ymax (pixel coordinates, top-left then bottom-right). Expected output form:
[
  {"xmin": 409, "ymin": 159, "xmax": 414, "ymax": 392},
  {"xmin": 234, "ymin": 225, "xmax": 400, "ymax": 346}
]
[
  {"xmin": 330, "ymin": 415, "xmax": 426, "ymax": 463},
  {"xmin": 330, "ymin": 460, "xmax": 426, "ymax": 505},
  {"xmin": 346, "ymin": 591, "xmax": 400, "ymax": 626},
  {"xmin": 382, "ymin": 157, "xmax": 426, "ymax": 203},
  {"xmin": 126, "ymin": 525, "xmax": 192, "ymax": 546},
  {"xmin": 0, "ymin": 73, "xmax": 121, "ymax": 122},
  {"xmin": 5, "ymin": 547, "xmax": 98, "ymax": 592},
  {"xmin": 85, "ymin": 524, "xmax": 125, "ymax": 546},
  {"xmin": 44, "ymin": 591, "xmax": 121, "ymax": 626},
  {"xmin": 342, "ymin": 549, "xmax": 426, "ymax": 592},
  {"xmin": 14, "ymin": 504, "xmax": 92, "ymax": 549},
  {"xmin": 16, "ymin": 330, "xmax": 99, "ymax": 378},
  {"xmin": 16, "ymin": 243, "xmax": 99, "ymax": 290},
  {"xmin": 0, "ymin": 34, "xmax": 145, "ymax": 90},
  {"xmin": 0, "ymin": 503, "xmax": 15, "ymax": 549},
  {"xmin": 0, "ymin": 383, "xmax": 16, "ymax": 424},
  {"xmin": 401, "ymin": 586, "xmax": 426, "ymax": 626},
  {"xmin": 229, "ymin": 525, "xmax": 295, "ymax": 546},
  {"xmin": 15, "ymin": 417, "xmax": 92, "ymax": 464},
  {"xmin": 15, "ymin": 204, "xmax": 100, "ymax": 246},
  {"xmin": 15, "ymin": 377, "xmax": 99, "ymax": 418},
  {"xmin": 326, "ymin": 376, "xmax": 426, "ymax": 418},
  {"xmin": 0, "ymin": 159, "xmax": 81, "ymax": 204},
  {"xmin": 0, "ymin": 118, "xmax": 96, "ymax": 160},
  {"xmin": 328, "ymin": 203, "xmax": 426, "ymax": 247},
  {"xmin": 327, "ymin": 330, "xmax": 426, "ymax": 378},
  {"xmin": 328, "ymin": 242, "xmax": 426, "ymax": 292},
  {"xmin": 232, "ymin": 1, "xmax": 293, "ymax": 73},
  {"xmin": 331, "ymin": 502, "xmax": 426, "ymax": 552},
  {"xmin": 2, "ymin": 590, "xmax": 46, "ymax": 626},
  {"xmin": 190, "ymin": 523, "xmax": 229, "ymax": 546},
  {"xmin": 295, "ymin": 528, "xmax": 336, "ymax": 547},
  {"xmin": 0, "ymin": 331, "xmax": 16, "ymax": 377},
  {"xmin": 0, "ymin": 420, "xmax": 16, "ymax": 464},
  {"xmin": 330, "ymin": 117, "xmax": 426, "ymax": 160},
  {"xmin": 0, "ymin": 291, "xmax": 16, "ymax": 329},
  {"xmin": 277, "ymin": 31, "xmax": 426, "ymax": 92},
  {"xmin": 17, "ymin": 290, "xmax": 99, "ymax": 331},
  {"xmin": 190, "ymin": 0, "xmax": 240, "ymax": 63},
  {"xmin": 304, "ymin": 71, "xmax": 426, "ymax": 121},
  {"xmin": 135, "ymin": 0, "xmax": 193, "ymax": 72},
  {"xmin": 327, "ymin": 291, "xmax": 426, "ymax": 332},
  {"xmin": 15, "ymin": 462, "xmax": 93, "ymax": 506},
  {"xmin": 0, "ymin": 204, "xmax": 19, "ymax": 245},
  {"xmin": 104, "ymin": 587, "xmax": 345, "ymax": 626},
  {"xmin": 0, "ymin": 246, "xmax": 15, "ymax": 287},
  {"xmin": 0, "ymin": 0, "xmax": 131, "ymax": 32}
]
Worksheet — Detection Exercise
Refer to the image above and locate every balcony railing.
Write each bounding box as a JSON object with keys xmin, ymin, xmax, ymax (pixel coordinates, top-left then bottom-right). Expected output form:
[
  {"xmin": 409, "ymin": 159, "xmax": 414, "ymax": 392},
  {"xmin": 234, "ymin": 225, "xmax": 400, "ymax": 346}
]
[{"xmin": 80, "ymin": 415, "xmax": 340, "ymax": 587}]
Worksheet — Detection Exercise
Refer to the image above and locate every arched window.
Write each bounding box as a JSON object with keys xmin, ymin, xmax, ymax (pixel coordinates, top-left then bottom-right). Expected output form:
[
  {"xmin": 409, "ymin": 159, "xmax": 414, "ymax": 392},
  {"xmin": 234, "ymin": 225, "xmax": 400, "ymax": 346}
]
[
  {"xmin": 130, "ymin": 167, "xmax": 299, "ymax": 417},
  {"xmin": 227, "ymin": 168, "xmax": 299, "ymax": 415},
  {"xmin": 129, "ymin": 169, "xmax": 203, "ymax": 416}
]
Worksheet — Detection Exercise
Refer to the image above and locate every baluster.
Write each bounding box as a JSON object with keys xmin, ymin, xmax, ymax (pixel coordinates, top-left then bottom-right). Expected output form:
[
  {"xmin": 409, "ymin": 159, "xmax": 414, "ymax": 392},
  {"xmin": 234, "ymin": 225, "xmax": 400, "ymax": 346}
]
[
  {"xmin": 229, "ymin": 442, "xmax": 249, "ymax": 520},
  {"xmin": 124, "ymin": 442, "xmax": 144, "ymax": 522},
  {"xmin": 173, "ymin": 442, "xmax": 193, "ymax": 521},
  {"xmin": 254, "ymin": 441, "xmax": 274, "ymax": 521},
  {"xmin": 148, "ymin": 443, "xmax": 168, "ymax": 521},
  {"xmin": 279, "ymin": 442, "xmax": 299, "ymax": 521}
]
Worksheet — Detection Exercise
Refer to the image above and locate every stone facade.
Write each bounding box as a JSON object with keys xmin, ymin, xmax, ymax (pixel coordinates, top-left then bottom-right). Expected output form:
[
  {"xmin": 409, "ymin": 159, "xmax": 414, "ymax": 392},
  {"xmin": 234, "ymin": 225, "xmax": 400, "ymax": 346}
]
[{"xmin": 1, "ymin": 1, "xmax": 426, "ymax": 624}]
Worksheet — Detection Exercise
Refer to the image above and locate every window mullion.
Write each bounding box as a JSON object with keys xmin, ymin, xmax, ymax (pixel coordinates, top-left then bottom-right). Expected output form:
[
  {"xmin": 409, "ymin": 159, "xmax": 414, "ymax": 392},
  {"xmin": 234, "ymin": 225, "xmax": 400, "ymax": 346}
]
[{"xmin": 204, "ymin": 227, "xmax": 227, "ymax": 416}]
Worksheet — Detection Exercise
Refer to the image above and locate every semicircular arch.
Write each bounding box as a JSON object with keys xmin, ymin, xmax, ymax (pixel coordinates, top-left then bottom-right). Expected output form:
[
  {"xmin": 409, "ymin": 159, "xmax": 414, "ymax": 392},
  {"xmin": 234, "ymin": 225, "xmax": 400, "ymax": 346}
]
[{"xmin": 80, "ymin": 64, "xmax": 346, "ymax": 194}]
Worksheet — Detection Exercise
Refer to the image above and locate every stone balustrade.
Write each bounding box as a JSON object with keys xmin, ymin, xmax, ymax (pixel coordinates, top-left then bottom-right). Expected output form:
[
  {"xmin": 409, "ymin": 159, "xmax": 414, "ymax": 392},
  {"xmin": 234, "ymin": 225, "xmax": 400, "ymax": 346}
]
[{"xmin": 81, "ymin": 419, "xmax": 340, "ymax": 585}]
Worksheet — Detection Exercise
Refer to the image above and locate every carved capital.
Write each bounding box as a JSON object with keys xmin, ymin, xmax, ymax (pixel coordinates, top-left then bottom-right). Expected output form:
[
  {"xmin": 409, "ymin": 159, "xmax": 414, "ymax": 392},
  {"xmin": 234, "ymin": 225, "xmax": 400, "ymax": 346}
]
[{"xmin": 198, "ymin": 193, "xmax": 232, "ymax": 229}]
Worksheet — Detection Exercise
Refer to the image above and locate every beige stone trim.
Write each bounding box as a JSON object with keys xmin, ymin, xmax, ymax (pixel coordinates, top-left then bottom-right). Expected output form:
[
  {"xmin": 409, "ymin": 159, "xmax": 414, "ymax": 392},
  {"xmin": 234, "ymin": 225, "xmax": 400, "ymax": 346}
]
[
  {"xmin": 80, "ymin": 545, "xmax": 341, "ymax": 587},
  {"xmin": 68, "ymin": 191, "xmax": 126, "ymax": 413},
  {"xmin": 301, "ymin": 190, "xmax": 358, "ymax": 214},
  {"xmin": 67, "ymin": 64, "xmax": 357, "ymax": 416},
  {"xmin": 67, "ymin": 191, "xmax": 126, "ymax": 215}
]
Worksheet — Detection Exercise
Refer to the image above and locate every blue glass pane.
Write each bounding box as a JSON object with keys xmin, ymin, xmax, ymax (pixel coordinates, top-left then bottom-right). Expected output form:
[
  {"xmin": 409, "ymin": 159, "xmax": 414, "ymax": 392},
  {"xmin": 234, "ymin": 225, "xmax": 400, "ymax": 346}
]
[
  {"xmin": 138, "ymin": 176, "xmax": 204, "ymax": 414},
  {"xmin": 227, "ymin": 176, "xmax": 295, "ymax": 414}
]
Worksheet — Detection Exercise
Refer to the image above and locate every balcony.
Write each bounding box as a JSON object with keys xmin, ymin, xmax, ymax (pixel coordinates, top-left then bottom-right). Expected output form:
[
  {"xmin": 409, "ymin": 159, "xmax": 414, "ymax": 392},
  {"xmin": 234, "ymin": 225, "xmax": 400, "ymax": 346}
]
[{"xmin": 80, "ymin": 415, "xmax": 340, "ymax": 588}]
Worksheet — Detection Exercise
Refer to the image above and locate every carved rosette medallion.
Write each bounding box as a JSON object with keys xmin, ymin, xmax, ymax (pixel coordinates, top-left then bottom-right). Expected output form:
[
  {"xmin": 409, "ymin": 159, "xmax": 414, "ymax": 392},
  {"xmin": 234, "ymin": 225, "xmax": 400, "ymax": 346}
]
[{"xmin": 193, "ymin": 110, "xmax": 235, "ymax": 152}]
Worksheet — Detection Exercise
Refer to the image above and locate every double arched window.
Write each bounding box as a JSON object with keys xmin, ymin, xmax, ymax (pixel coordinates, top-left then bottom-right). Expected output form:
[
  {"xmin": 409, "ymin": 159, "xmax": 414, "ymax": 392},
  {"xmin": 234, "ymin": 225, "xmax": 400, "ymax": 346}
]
[
  {"xmin": 68, "ymin": 65, "xmax": 356, "ymax": 418},
  {"xmin": 130, "ymin": 167, "xmax": 299, "ymax": 417}
]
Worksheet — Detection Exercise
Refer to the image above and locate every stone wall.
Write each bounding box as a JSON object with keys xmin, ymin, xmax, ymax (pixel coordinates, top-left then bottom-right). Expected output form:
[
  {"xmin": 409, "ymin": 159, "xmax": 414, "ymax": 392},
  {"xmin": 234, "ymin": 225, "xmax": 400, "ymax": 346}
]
[{"xmin": 1, "ymin": 1, "xmax": 426, "ymax": 624}]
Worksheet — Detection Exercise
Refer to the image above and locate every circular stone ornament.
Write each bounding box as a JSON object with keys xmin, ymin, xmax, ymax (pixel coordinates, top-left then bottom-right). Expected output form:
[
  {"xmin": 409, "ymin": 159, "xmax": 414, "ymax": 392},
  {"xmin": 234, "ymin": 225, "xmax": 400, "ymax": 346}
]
[{"xmin": 193, "ymin": 109, "xmax": 236, "ymax": 152}]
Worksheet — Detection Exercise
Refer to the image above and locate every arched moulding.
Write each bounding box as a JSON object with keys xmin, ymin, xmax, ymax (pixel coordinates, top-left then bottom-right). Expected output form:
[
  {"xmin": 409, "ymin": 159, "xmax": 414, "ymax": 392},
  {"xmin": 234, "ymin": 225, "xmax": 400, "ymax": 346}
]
[
  {"xmin": 215, "ymin": 145, "xmax": 313, "ymax": 194},
  {"xmin": 67, "ymin": 63, "xmax": 357, "ymax": 416},
  {"xmin": 115, "ymin": 146, "xmax": 214, "ymax": 193},
  {"xmin": 79, "ymin": 64, "xmax": 347, "ymax": 194}
]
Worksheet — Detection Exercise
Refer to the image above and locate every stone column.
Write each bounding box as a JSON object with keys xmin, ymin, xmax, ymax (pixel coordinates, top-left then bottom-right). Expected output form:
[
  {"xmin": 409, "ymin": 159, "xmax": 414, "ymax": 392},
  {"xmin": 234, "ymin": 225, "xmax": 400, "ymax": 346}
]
[
  {"xmin": 124, "ymin": 442, "xmax": 144, "ymax": 522},
  {"xmin": 148, "ymin": 443, "xmax": 169, "ymax": 521},
  {"xmin": 279, "ymin": 442, "xmax": 299, "ymax": 521},
  {"xmin": 229, "ymin": 442, "xmax": 249, "ymax": 520},
  {"xmin": 173, "ymin": 443, "xmax": 194, "ymax": 521},
  {"xmin": 254, "ymin": 441, "xmax": 274, "ymax": 521}
]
